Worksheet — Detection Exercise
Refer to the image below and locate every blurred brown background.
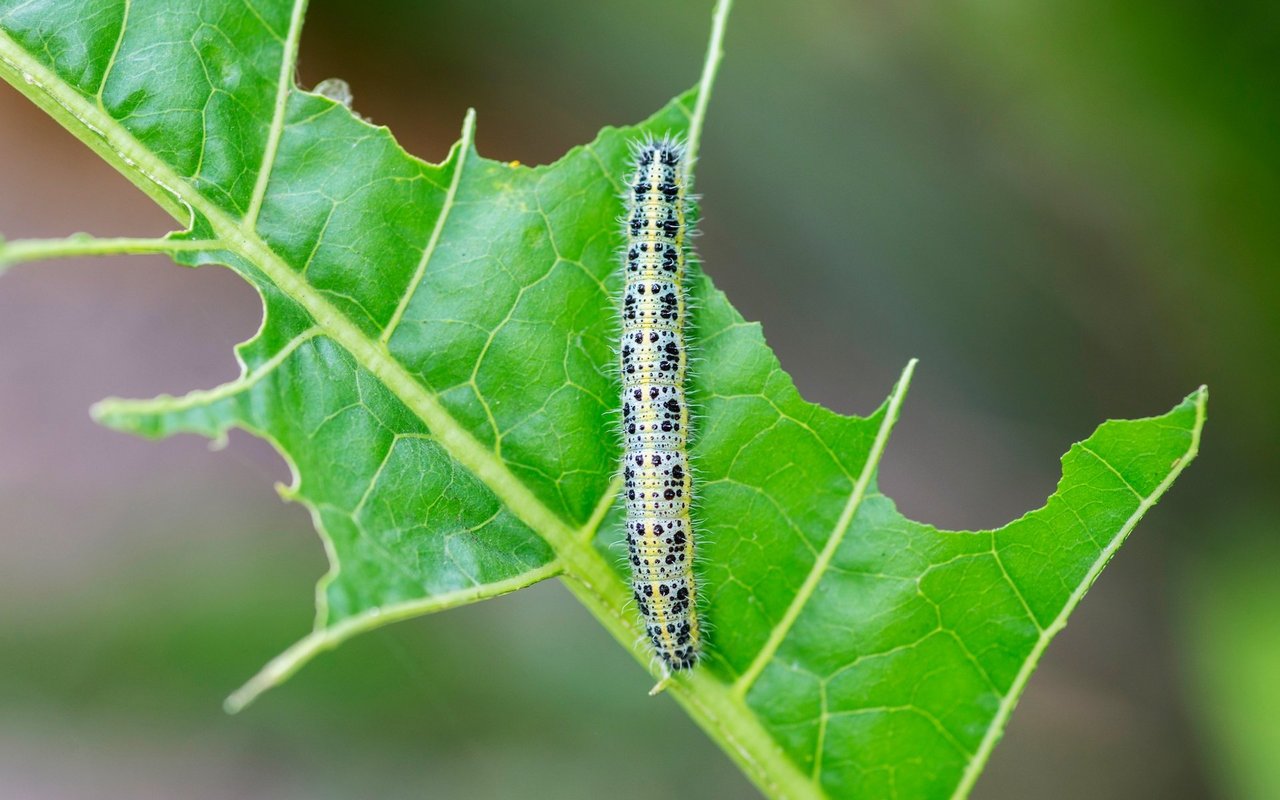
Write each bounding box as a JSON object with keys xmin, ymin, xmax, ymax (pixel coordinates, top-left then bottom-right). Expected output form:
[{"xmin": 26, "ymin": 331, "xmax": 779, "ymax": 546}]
[{"xmin": 1, "ymin": 1, "xmax": 1276, "ymax": 798}]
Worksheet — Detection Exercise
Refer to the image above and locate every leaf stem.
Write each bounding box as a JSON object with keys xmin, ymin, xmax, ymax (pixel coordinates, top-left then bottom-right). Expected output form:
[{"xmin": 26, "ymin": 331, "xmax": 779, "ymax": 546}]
[{"xmin": 557, "ymin": 565, "xmax": 822, "ymax": 800}]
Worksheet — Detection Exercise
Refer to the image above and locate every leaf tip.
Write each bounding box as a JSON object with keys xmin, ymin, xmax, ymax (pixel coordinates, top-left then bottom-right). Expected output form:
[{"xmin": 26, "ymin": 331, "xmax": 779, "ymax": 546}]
[
  {"xmin": 89, "ymin": 395, "xmax": 174, "ymax": 439},
  {"xmin": 88, "ymin": 398, "xmax": 117, "ymax": 425},
  {"xmin": 222, "ymin": 693, "xmax": 249, "ymax": 715},
  {"xmin": 899, "ymin": 357, "xmax": 919, "ymax": 387},
  {"xmin": 1181, "ymin": 384, "xmax": 1209, "ymax": 463},
  {"xmin": 1193, "ymin": 384, "xmax": 1209, "ymax": 410},
  {"xmin": 89, "ymin": 397, "xmax": 148, "ymax": 436},
  {"xmin": 649, "ymin": 675, "xmax": 674, "ymax": 696},
  {"xmin": 274, "ymin": 481, "xmax": 297, "ymax": 502},
  {"xmin": 883, "ymin": 357, "xmax": 918, "ymax": 421},
  {"xmin": 460, "ymin": 107, "xmax": 477, "ymax": 150},
  {"xmin": 224, "ymin": 676, "xmax": 269, "ymax": 714}
]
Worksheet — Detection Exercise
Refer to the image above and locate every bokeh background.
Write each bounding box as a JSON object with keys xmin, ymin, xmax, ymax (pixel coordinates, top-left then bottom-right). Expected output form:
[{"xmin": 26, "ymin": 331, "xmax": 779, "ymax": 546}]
[{"xmin": 2, "ymin": 1, "xmax": 1276, "ymax": 797}]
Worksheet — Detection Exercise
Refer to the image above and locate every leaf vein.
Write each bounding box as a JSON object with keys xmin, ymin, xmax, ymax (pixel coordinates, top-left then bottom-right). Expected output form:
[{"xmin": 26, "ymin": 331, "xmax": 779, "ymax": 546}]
[
  {"xmin": 95, "ymin": 0, "xmax": 129, "ymax": 108},
  {"xmin": 380, "ymin": 109, "xmax": 476, "ymax": 345},
  {"xmin": 244, "ymin": 0, "xmax": 307, "ymax": 227}
]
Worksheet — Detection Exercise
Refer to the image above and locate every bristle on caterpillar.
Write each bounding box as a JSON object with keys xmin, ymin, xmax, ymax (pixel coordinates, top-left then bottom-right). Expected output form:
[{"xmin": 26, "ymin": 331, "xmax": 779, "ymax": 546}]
[{"xmin": 620, "ymin": 137, "xmax": 701, "ymax": 673}]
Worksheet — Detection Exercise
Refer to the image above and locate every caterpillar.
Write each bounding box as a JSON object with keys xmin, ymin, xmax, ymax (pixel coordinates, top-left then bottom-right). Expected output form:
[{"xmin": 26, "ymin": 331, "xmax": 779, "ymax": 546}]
[{"xmin": 620, "ymin": 137, "xmax": 701, "ymax": 674}]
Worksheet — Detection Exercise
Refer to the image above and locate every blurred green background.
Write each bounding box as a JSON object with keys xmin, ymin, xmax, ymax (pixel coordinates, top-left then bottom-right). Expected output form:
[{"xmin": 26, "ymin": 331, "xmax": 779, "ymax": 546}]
[{"xmin": 1, "ymin": 1, "xmax": 1276, "ymax": 797}]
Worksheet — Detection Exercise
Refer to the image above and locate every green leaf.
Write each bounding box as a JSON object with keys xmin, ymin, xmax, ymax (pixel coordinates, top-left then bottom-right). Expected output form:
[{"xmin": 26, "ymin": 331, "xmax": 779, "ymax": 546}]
[{"xmin": 0, "ymin": 1, "xmax": 1205, "ymax": 797}]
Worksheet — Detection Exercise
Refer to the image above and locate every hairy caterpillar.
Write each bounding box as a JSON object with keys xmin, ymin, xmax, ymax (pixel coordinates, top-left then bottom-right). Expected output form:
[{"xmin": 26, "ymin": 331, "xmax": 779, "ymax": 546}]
[{"xmin": 620, "ymin": 138, "xmax": 701, "ymax": 673}]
